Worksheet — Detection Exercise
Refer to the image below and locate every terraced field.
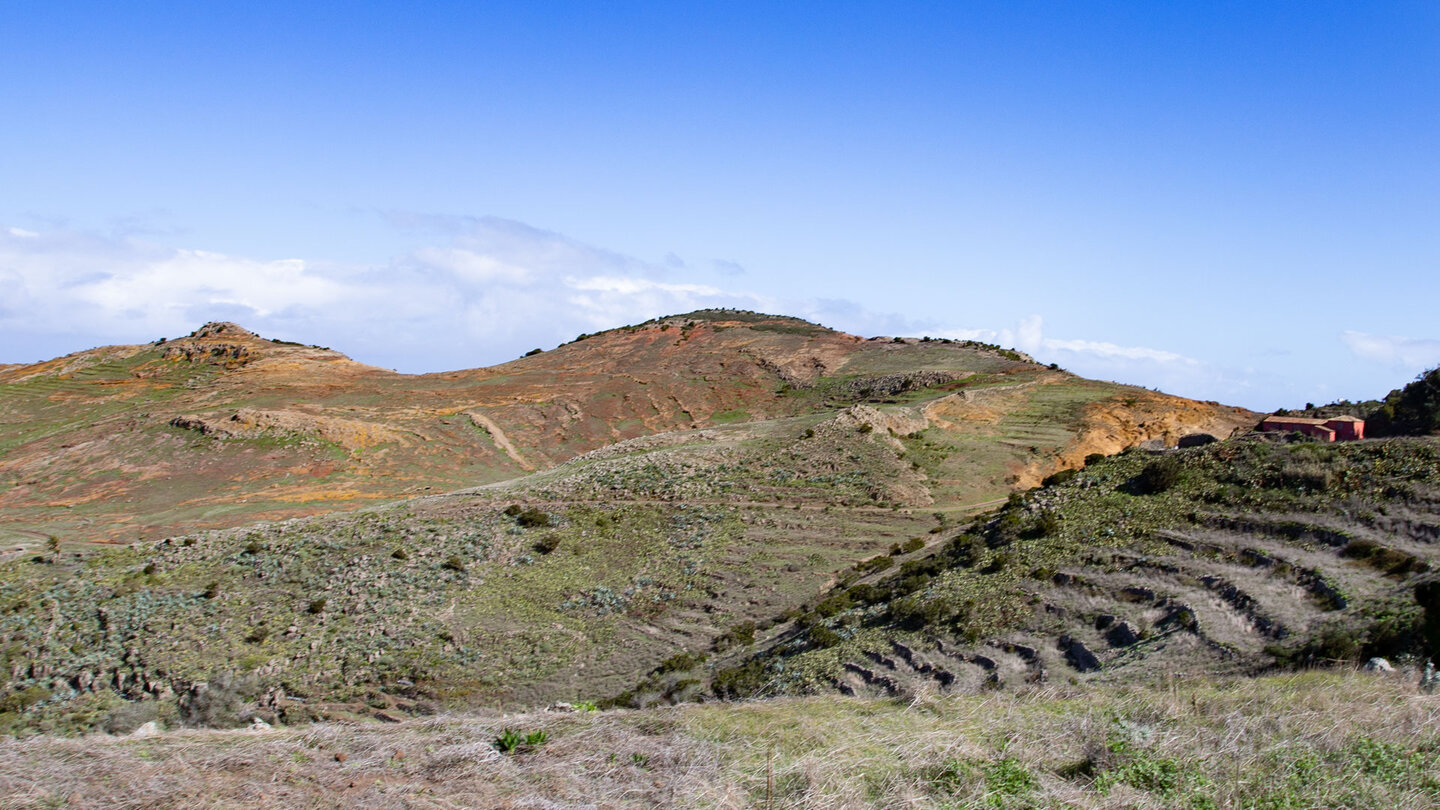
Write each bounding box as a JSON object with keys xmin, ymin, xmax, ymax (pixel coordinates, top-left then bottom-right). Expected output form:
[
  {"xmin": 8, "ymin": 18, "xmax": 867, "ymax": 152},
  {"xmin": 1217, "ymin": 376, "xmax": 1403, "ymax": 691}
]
[{"xmin": 713, "ymin": 437, "xmax": 1440, "ymax": 700}]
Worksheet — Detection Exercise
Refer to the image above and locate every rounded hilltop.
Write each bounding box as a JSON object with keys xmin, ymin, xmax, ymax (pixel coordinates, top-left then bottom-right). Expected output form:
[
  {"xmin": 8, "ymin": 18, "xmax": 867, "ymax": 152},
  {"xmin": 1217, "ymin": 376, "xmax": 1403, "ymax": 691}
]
[
  {"xmin": 188, "ymin": 322, "xmax": 259, "ymax": 339},
  {"xmin": 567, "ymin": 308, "xmax": 840, "ymax": 344}
]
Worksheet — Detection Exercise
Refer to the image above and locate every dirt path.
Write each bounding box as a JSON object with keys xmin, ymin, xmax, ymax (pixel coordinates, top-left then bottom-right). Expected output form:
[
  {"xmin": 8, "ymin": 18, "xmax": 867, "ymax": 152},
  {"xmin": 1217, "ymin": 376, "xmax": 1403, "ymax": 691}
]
[{"xmin": 466, "ymin": 411, "xmax": 534, "ymax": 471}]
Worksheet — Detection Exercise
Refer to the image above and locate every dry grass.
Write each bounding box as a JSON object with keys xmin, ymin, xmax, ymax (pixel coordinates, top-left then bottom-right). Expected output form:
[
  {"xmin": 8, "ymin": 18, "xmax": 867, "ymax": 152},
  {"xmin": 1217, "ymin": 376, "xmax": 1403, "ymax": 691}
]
[{"xmin": 3, "ymin": 669, "xmax": 1437, "ymax": 809}]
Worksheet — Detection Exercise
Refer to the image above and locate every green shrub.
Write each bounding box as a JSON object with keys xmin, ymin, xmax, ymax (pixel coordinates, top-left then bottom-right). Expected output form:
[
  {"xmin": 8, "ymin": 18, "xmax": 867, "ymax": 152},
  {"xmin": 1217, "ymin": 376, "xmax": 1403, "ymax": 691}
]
[
  {"xmin": 815, "ymin": 592, "xmax": 853, "ymax": 618},
  {"xmin": 712, "ymin": 660, "xmax": 768, "ymax": 699},
  {"xmin": 306, "ymin": 598, "xmax": 327, "ymax": 615},
  {"xmin": 1030, "ymin": 510, "xmax": 1061, "ymax": 538},
  {"xmin": 890, "ymin": 595, "xmax": 955, "ymax": 630},
  {"xmin": 0, "ymin": 685, "xmax": 50, "ymax": 713},
  {"xmin": 847, "ymin": 584, "xmax": 884, "ymax": 604},
  {"xmin": 809, "ymin": 626, "xmax": 842, "ymax": 648},
  {"xmin": 533, "ymin": 534, "xmax": 561, "ymax": 554},
  {"xmin": 854, "ymin": 555, "xmax": 895, "ymax": 575},
  {"xmin": 653, "ymin": 651, "xmax": 706, "ymax": 675},
  {"xmin": 1134, "ymin": 457, "xmax": 1183, "ymax": 495},
  {"xmin": 1042, "ymin": 468, "xmax": 1077, "ymax": 488},
  {"xmin": 441, "ymin": 555, "xmax": 466, "ymax": 573},
  {"xmin": 946, "ymin": 534, "xmax": 987, "ymax": 568},
  {"xmin": 517, "ymin": 508, "xmax": 551, "ymax": 528},
  {"xmin": 713, "ymin": 621, "xmax": 756, "ymax": 651}
]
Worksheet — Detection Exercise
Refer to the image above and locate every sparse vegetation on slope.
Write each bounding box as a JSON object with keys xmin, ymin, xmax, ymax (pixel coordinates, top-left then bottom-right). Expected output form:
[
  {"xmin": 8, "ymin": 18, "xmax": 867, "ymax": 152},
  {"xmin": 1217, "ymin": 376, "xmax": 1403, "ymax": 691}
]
[{"xmin": 717, "ymin": 436, "xmax": 1440, "ymax": 700}]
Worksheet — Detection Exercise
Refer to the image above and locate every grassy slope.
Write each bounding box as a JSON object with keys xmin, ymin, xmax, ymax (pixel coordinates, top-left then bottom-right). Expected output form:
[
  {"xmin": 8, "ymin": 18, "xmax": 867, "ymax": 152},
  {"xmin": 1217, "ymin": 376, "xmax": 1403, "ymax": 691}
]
[
  {"xmin": 3, "ymin": 670, "xmax": 1436, "ymax": 809},
  {"xmin": 719, "ymin": 437, "xmax": 1440, "ymax": 701},
  {"xmin": 0, "ymin": 376, "xmax": 1251, "ymax": 734},
  {"xmin": 0, "ymin": 415, "xmax": 940, "ymax": 734}
]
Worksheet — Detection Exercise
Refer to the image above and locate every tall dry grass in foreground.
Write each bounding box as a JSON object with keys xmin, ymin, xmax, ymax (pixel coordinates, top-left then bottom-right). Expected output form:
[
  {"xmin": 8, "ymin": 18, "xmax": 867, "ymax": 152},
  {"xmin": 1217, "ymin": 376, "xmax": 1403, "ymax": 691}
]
[{"xmin": 2, "ymin": 669, "xmax": 1437, "ymax": 809}]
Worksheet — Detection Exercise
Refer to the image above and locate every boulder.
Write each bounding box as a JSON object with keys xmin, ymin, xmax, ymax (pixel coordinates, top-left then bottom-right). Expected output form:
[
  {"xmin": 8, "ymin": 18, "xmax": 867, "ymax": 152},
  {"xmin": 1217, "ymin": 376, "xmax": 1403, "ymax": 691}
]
[
  {"xmin": 131, "ymin": 721, "xmax": 160, "ymax": 738},
  {"xmin": 1363, "ymin": 657, "xmax": 1394, "ymax": 673}
]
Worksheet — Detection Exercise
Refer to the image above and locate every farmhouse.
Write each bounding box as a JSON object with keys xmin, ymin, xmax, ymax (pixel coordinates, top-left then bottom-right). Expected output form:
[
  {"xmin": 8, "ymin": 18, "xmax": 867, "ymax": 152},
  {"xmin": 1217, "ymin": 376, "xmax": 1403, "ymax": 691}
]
[{"xmin": 1259, "ymin": 414, "xmax": 1365, "ymax": 442}]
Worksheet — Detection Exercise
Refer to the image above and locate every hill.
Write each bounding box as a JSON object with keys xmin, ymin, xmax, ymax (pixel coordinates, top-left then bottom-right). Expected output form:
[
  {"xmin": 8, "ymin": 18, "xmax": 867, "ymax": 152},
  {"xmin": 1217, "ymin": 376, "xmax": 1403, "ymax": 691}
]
[
  {"xmin": 0, "ymin": 311, "xmax": 1252, "ymax": 551},
  {"xmin": 0, "ymin": 312, "xmax": 1257, "ymax": 733}
]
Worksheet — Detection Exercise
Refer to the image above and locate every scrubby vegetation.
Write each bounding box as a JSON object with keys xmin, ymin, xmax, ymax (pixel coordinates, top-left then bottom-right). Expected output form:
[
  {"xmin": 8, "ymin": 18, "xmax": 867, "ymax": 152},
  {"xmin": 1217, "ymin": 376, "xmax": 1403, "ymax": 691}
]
[
  {"xmin": 716, "ymin": 436, "xmax": 1440, "ymax": 699},
  {"xmin": 1370, "ymin": 366, "xmax": 1440, "ymax": 437}
]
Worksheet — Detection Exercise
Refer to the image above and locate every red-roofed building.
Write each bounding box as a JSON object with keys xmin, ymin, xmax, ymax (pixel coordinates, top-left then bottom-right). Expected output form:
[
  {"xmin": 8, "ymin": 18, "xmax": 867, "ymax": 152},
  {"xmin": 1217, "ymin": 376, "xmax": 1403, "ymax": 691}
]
[{"xmin": 1259, "ymin": 414, "xmax": 1365, "ymax": 442}]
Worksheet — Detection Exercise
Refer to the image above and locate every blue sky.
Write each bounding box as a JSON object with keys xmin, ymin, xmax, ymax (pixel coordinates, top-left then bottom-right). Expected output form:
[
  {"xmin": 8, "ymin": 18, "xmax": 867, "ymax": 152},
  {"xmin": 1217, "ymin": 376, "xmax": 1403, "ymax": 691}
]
[{"xmin": 2, "ymin": 1, "xmax": 1437, "ymax": 410}]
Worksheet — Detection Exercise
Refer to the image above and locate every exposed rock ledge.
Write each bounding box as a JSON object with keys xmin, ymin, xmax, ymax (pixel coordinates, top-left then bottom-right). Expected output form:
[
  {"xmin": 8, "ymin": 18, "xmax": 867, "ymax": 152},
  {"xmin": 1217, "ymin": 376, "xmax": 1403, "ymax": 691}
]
[{"xmin": 169, "ymin": 408, "xmax": 403, "ymax": 450}]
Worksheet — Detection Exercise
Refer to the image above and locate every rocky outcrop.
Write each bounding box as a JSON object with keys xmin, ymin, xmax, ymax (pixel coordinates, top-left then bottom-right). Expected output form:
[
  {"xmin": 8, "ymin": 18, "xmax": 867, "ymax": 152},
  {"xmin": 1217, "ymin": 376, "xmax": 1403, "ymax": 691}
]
[
  {"xmin": 827, "ymin": 405, "xmax": 929, "ymax": 448},
  {"xmin": 837, "ymin": 371, "xmax": 960, "ymax": 399},
  {"xmin": 1015, "ymin": 389, "xmax": 1259, "ymax": 488},
  {"xmin": 170, "ymin": 408, "xmax": 403, "ymax": 450},
  {"xmin": 163, "ymin": 343, "xmax": 253, "ymax": 364}
]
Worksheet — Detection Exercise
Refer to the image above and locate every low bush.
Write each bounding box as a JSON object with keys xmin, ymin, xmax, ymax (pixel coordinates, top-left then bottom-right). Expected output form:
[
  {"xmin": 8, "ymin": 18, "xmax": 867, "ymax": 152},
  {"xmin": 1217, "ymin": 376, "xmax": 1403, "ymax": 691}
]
[
  {"xmin": 179, "ymin": 671, "xmax": 254, "ymax": 729},
  {"xmin": 808, "ymin": 626, "xmax": 842, "ymax": 648},
  {"xmin": 1042, "ymin": 468, "xmax": 1077, "ymax": 488},
  {"xmin": 711, "ymin": 660, "xmax": 768, "ymax": 699},
  {"xmin": 1133, "ymin": 457, "xmax": 1182, "ymax": 495},
  {"xmin": 854, "ymin": 555, "xmax": 895, "ymax": 575},
  {"xmin": 517, "ymin": 508, "xmax": 551, "ymax": 528}
]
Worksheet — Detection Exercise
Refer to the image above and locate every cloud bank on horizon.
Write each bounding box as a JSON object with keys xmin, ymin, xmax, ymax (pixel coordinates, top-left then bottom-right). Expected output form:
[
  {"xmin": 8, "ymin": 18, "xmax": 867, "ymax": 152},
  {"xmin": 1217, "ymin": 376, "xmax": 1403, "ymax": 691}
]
[{"xmin": 5, "ymin": 216, "xmax": 1428, "ymax": 410}]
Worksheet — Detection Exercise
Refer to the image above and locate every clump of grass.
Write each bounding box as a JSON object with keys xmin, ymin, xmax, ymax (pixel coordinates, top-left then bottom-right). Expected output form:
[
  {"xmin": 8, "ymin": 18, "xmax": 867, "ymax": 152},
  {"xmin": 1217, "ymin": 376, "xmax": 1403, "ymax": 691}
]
[{"xmin": 493, "ymin": 727, "xmax": 549, "ymax": 754}]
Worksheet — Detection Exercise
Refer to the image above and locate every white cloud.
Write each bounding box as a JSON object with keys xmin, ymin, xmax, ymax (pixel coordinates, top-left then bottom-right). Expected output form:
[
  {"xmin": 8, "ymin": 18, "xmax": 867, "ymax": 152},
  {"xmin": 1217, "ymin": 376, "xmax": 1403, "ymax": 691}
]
[
  {"xmin": 408, "ymin": 247, "xmax": 533, "ymax": 283},
  {"xmin": 937, "ymin": 314, "xmax": 1198, "ymax": 368},
  {"xmin": 0, "ymin": 219, "xmax": 1267, "ymax": 407},
  {"xmin": 1340, "ymin": 330, "xmax": 1440, "ymax": 369},
  {"xmin": 1043, "ymin": 338, "xmax": 1193, "ymax": 365},
  {"xmin": 929, "ymin": 313, "xmax": 1245, "ymax": 402},
  {"xmin": 0, "ymin": 219, "xmax": 765, "ymax": 370}
]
